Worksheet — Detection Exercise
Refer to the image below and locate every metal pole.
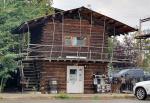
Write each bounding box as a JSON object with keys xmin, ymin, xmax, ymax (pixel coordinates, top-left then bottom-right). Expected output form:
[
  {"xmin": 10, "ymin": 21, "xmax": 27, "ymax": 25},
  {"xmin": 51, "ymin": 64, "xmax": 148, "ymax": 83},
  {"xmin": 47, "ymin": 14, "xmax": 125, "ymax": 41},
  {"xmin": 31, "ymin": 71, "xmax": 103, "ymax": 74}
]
[
  {"xmin": 88, "ymin": 11, "xmax": 92, "ymax": 59},
  {"xmin": 111, "ymin": 27, "xmax": 115, "ymax": 62},
  {"xmin": 90, "ymin": 50, "xmax": 91, "ymax": 60},
  {"xmin": 139, "ymin": 19, "xmax": 142, "ymax": 52},
  {"xmin": 101, "ymin": 17, "xmax": 106, "ymax": 59},
  {"xmin": 78, "ymin": 9, "xmax": 82, "ymax": 58},
  {"xmin": 50, "ymin": 16, "xmax": 55, "ymax": 60},
  {"xmin": 26, "ymin": 22, "xmax": 30, "ymax": 60},
  {"xmin": 61, "ymin": 12, "xmax": 64, "ymax": 58},
  {"xmin": 139, "ymin": 19, "xmax": 142, "ymax": 35}
]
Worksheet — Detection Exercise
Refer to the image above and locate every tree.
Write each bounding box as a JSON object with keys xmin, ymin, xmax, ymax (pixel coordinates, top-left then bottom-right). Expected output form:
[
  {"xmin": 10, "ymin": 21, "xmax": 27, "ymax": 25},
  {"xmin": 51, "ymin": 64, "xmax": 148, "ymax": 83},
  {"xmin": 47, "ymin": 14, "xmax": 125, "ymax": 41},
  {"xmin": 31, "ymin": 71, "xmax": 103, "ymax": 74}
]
[
  {"xmin": 0, "ymin": 54, "xmax": 17, "ymax": 92},
  {"xmin": 139, "ymin": 38, "xmax": 150, "ymax": 71},
  {"xmin": 0, "ymin": 29, "xmax": 19, "ymax": 92},
  {"xmin": 0, "ymin": 0, "xmax": 53, "ymax": 92},
  {"xmin": 122, "ymin": 34, "xmax": 138, "ymax": 62},
  {"xmin": 107, "ymin": 33, "xmax": 140, "ymax": 75},
  {"xmin": 107, "ymin": 36, "xmax": 120, "ymax": 75},
  {"xmin": 113, "ymin": 33, "xmax": 150, "ymax": 72}
]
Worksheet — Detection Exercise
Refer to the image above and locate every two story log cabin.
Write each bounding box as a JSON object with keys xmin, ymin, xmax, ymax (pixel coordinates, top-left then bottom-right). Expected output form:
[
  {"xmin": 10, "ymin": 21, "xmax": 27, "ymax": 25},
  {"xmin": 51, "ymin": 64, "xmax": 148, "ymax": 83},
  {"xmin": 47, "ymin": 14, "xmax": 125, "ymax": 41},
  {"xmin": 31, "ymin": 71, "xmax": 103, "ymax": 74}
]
[{"xmin": 14, "ymin": 7, "xmax": 136, "ymax": 93}]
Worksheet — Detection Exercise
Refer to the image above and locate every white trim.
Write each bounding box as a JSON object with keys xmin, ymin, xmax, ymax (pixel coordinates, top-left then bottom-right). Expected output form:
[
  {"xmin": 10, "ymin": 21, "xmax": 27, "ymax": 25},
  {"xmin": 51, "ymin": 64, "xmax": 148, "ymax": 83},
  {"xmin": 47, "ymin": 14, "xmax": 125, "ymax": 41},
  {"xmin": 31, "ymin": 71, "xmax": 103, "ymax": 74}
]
[
  {"xmin": 67, "ymin": 66, "xmax": 84, "ymax": 93},
  {"xmin": 66, "ymin": 56, "xmax": 86, "ymax": 59}
]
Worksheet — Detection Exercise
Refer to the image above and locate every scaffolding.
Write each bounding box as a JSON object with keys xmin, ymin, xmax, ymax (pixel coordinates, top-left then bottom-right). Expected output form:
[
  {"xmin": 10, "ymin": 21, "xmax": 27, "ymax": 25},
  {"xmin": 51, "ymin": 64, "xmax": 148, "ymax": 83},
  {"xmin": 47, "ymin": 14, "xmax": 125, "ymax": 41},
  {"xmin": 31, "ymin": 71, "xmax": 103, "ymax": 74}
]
[
  {"xmin": 136, "ymin": 17, "xmax": 150, "ymax": 39},
  {"xmin": 19, "ymin": 9, "xmax": 136, "ymax": 63},
  {"xmin": 23, "ymin": 43, "xmax": 135, "ymax": 62},
  {"xmin": 134, "ymin": 17, "xmax": 150, "ymax": 68},
  {"xmin": 135, "ymin": 17, "xmax": 150, "ymax": 49},
  {"xmin": 13, "ymin": 6, "xmax": 137, "ymax": 92}
]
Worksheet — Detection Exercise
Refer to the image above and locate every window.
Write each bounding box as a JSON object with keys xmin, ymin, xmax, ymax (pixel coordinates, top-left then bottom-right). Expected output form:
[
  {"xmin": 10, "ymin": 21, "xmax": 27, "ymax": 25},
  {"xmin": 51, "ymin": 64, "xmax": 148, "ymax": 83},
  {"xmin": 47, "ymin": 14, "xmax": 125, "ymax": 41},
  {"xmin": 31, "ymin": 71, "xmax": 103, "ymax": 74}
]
[
  {"xmin": 64, "ymin": 36, "xmax": 86, "ymax": 47},
  {"xmin": 65, "ymin": 36, "xmax": 72, "ymax": 46},
  {"xmin": 70, "ymin": 69, "xmax": 77, "ymax": 81},
  {"xmin": 70, "ymin": 69, "xmax": 77, "ymax": 75},
  {"xmin": 76, "ymin": 37, "xmax": 86, "ymax": 46}
]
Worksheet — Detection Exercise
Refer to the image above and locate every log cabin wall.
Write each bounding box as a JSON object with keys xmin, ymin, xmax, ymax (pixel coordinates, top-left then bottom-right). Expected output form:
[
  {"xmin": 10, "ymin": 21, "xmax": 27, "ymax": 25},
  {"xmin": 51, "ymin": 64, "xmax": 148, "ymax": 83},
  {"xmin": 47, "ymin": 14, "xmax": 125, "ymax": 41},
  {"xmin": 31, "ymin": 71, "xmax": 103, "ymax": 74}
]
[
  {"xmin": 29, "ymin": 14, "xmax": 109, "ymax": 93},
  {"xmin": 14, "ymin": 7, "xmax": 136, "ymax": 93},
  {"xmin": 41, "ymin": 19, "xmax": 108, "ymax": 46},
  {"xmin": 30, "ymin": 18, "xmax": 109, "ymax": 60},
  {"xmin": 38, "ymin": 61, "xmax": 107, "ymax": 93}
]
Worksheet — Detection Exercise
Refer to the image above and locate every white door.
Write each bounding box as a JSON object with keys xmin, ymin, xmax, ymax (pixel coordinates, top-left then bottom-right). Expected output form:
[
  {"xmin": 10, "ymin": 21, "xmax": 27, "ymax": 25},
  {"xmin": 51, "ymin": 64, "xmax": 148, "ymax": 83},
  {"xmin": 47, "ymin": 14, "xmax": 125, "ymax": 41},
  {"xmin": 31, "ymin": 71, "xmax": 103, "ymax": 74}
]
[{"xmin": 67, "ymin": 66, "xmax": 84, "ymax": 93}]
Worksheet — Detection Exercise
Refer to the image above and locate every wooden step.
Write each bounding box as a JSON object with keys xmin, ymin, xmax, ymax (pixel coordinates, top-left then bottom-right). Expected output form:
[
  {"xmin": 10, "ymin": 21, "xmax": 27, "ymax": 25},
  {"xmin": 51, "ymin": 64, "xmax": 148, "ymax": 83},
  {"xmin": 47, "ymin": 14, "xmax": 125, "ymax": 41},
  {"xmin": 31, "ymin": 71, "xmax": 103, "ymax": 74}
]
[
  {"xmin": 23, "ymin": 71, "xmax": 37, "ymax": 73},
  {"xmin": 22, "ymin": 62, "xmax": 39, "ymax": 91},
  {"xmin": 24, "ymin": 74, "xmax": 37, "ymax": 77}
]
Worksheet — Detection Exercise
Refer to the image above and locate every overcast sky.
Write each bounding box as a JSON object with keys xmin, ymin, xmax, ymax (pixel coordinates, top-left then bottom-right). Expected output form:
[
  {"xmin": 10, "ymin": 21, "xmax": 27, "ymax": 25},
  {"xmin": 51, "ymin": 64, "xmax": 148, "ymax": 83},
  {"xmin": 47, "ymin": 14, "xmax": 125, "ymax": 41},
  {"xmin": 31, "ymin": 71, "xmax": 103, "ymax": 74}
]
[{"xmin": 53, "ymin": 0, "xmax": 150, "ymax": 30}]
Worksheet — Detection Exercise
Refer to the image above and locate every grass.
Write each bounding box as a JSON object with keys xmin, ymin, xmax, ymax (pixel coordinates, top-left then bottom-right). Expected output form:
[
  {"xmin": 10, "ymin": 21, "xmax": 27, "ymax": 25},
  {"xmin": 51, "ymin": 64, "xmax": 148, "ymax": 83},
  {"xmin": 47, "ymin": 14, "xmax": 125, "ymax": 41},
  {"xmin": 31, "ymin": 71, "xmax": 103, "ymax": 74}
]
[
  {"xmin": 111, "ymin": 94, "xmax": 134, "ymax": 99},
  {"xmin": 92, "ymin": 95, "xmax": 100, "ymax": 100},
  {"xmin": 55, "ymin": 92, "xmax": 71, "ymax": 99},
  {"xmin": 54, "ymin": 93, "xmax": 134, "ymax": 100}
]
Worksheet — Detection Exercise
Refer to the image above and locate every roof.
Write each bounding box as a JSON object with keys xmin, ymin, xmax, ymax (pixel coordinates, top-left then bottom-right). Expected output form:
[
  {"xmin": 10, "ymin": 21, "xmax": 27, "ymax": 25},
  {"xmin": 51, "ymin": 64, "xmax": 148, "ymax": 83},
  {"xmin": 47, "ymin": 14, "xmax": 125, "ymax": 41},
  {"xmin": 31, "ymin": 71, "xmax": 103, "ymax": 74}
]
[
  {"xmin": 13, "ymin": 6, "xmax": 137, "ymax": 36},
  {"xmin": 135, "ymin": 33, "xmax": 150, "ymax": 39},
  {"xmin": 54, "ymin": 8, "xmax": 64, "ymax": 13}
]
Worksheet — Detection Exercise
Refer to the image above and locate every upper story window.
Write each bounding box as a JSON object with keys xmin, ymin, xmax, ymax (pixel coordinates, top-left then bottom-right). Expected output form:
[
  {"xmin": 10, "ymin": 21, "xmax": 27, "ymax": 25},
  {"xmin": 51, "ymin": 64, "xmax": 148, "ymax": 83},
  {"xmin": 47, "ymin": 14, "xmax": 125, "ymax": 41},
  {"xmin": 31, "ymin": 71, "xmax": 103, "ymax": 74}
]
[{"xmin": 65, "ymin": 36, "xmax": 86, "ymax": 47}]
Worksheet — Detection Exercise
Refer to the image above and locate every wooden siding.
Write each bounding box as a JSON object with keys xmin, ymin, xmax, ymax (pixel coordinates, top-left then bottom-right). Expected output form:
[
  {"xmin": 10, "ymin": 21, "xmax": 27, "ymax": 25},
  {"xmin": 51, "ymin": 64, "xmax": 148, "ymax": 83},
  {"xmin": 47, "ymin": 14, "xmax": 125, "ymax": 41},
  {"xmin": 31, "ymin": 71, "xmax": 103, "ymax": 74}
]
[
  {"xmin": 30, "ymin": 18, "xmax": 109, "ymax": 60},
  {"xmin": 41, "ymin": 19, "xmax": 108, "ymax": 46},
  {"xmin": 38, "ymin": 61, "xmax": 107, "ymax": 93},
  {"xmin": 28, "ymin": 18, "xmax": 109, "ymax": 93}
]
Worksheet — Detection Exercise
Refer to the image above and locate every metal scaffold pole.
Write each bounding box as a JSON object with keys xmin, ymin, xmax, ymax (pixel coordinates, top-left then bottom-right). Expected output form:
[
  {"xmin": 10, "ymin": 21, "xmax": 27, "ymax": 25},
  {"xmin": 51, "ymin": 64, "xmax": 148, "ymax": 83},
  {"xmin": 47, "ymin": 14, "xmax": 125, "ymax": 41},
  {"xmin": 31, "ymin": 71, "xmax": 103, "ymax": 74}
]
[
  {"xmin": 139, "ymin": 19, "xmax": 142, "ymax": 52},
  {"xmin": 108, "ymin": 26, "xmax": 116, "ymax": 76},
  {"xmin": 61, "ymin": 12, "xmax": 64, "ymax": 58},
  {"xmin": 26, "ymin": 21, "xmax": 30, "ymax": 60},
  {"xmin": 49, "ymin": 15, "xmax": 56, "ymax": 60},
  {"xmin": 78, "ymin": 9, "xmax": 82, "ymax": 59},
  {"xmin": 18, "ymin": 32, "xmax": 24, "ymax": 79},
  {"xmin": 88, "ymin": 10, "xmax": 93, "ymax": 59},
  {"xmin": 101, "ymin": 17, "xmax": 106, "ymax": 59},
  {"xmin": 110, "ymin": 28, "xmax": 115, "ymax": 63}
]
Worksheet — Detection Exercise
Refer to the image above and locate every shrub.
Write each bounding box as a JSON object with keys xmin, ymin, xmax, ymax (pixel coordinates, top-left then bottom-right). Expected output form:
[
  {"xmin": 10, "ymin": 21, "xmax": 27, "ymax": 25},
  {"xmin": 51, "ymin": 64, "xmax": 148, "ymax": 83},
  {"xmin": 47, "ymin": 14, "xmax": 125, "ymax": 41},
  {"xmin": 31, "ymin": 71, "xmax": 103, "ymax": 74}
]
[{"xmin": 55, "ymin": 92, "xmax": 70, "ymax": 99}]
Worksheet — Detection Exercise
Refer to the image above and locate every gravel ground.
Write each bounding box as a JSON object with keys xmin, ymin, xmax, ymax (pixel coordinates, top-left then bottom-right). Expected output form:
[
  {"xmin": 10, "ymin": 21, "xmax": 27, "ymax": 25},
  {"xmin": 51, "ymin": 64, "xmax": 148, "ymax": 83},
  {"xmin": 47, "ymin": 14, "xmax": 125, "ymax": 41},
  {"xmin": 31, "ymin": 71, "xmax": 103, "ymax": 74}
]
[{"xmin": 0, "ymin": 98, "xmax": 150, "ymax": 103}]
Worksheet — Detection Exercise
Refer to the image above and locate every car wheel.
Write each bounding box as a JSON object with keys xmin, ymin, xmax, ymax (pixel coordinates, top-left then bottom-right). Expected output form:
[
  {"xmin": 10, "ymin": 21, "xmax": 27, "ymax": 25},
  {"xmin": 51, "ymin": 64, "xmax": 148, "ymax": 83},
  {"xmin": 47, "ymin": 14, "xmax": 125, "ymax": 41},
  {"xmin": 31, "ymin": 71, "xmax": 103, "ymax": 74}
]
[{"xmin": 135, "ymin": 87, "xmax": 147, "ymax": 100}]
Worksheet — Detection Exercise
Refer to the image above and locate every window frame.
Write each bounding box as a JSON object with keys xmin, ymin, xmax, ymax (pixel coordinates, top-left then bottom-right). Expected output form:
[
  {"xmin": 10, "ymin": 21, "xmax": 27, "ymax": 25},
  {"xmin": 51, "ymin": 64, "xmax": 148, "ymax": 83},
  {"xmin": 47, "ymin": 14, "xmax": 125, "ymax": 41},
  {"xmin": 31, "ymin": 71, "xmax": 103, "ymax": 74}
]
[{"xmin": 64, "ymin": 36, "xmax": 87, "ymax": 47}]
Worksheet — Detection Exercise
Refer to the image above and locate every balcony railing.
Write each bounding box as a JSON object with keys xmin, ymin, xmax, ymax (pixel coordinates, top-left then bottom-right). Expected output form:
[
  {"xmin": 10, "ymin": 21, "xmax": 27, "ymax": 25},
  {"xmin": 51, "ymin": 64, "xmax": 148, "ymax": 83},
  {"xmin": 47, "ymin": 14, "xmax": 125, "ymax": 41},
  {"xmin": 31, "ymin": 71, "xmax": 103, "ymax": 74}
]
[{"xmin": 22, "ymin": 44, "xmax": 135, "ymax": 62}]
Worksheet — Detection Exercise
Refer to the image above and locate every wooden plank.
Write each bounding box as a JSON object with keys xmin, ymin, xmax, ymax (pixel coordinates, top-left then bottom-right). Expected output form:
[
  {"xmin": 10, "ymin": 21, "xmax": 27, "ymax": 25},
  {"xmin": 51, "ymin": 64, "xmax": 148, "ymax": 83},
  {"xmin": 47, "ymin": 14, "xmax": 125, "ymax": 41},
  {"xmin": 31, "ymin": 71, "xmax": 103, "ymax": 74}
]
[{"xmin": 38, "ymin": 61, "xmax": 107, "ymax": 93}]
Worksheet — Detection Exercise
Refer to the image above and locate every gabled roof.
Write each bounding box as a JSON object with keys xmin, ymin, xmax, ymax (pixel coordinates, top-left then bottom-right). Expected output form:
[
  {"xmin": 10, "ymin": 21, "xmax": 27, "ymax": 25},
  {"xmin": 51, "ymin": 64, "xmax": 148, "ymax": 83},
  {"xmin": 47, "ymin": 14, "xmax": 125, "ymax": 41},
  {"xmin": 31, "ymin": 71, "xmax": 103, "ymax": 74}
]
[{"xmin": 13, "ymin": 6, "xmax": 137, "ymax": 35}]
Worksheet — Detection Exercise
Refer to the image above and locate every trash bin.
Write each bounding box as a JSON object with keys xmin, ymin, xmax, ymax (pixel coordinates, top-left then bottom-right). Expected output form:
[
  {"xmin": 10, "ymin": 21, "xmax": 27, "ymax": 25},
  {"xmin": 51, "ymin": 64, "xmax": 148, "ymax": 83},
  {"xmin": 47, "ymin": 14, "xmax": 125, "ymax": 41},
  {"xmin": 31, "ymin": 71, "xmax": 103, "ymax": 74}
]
[{"xmin": 49, "ymin": 78, "xmax": 58, "ymax": 94}]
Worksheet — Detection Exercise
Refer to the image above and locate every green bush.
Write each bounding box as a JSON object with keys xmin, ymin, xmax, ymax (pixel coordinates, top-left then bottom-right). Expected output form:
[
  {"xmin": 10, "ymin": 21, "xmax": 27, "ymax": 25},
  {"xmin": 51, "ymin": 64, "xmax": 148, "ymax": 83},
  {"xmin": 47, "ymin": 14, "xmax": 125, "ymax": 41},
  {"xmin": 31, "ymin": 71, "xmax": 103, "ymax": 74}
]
[{"xmin": 55, "ymin": 92, "xmax": 70, "ymax": 99}]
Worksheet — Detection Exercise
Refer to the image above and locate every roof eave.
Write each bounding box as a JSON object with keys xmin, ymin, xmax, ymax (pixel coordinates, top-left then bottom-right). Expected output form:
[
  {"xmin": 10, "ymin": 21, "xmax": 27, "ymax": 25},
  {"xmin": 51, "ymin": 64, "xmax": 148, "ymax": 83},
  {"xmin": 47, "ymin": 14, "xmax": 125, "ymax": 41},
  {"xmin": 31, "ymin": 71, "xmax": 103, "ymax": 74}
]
[{"xmin": 13, "ymin": 6, "xmax": 137, "ymax": 35}]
